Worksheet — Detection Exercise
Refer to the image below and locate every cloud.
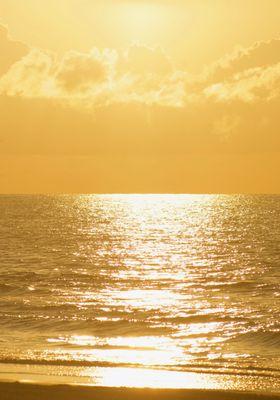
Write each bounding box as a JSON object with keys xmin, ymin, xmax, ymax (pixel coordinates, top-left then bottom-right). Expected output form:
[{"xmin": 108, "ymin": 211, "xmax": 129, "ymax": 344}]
[
  {"xmin": 109, "ymin": 44, "xmax": 181, "ymax": 106},
  {"xmin": 0, "ymin": 49, "xmax": 54, "ymax": 97},
  {"xmin": 1, "ymin": 23, "xmax": 280, "ymax": 193},
  {"xmin": 0, "ymin": 41, "xmax": 183, "ymax": 108},
  {"xmin": 0, "ymin": 24, "xmax": 28, "ymax": 77},
  {"xmin": 1, "ymin": 32, "xmax": 280, "ymax": 109},
  {"xmin": 206, "ymin": 38, "xmax": 280, "ymax": 84},
  {"xmin": 1, "ymin": 22, "xmax": 280, "ymax": 109},
  {"xmin": 204, "ymin": 62, "xmax": 280, "ymax": 103},
  {"xmin": 1, "ymin": 23, "xmax": 280, "ymax": 147},
  {"xmin": 55, "ymin": 48, "xmax": 117, "ymax": 92},
  {"xmin": 188, "ymin": 38, "xmax": 280, "ymax": 104},
  {"xmin": 120, "ymin": 44, "xmax": 173, "ymax": 76}
]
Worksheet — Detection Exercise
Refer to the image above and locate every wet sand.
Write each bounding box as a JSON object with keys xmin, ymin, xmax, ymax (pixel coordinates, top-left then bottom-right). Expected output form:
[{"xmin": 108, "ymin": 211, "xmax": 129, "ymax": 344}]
[{"xmin": 0, "ymin": 382, "xmax": 279, "ymax": 400}]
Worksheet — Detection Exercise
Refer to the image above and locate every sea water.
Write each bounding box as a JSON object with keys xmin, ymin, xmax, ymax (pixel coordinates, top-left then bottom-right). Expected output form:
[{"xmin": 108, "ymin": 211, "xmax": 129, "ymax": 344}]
[{"xmin": 0, "ymin": 195, "xmax": 279, "ymax": 390}]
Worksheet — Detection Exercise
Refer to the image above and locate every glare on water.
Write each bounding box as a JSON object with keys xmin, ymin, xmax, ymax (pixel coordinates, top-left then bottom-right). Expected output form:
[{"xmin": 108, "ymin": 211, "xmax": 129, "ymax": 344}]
[{"xmin": 0, "ymin": 194, "xmax": 280, "ymax": 390}]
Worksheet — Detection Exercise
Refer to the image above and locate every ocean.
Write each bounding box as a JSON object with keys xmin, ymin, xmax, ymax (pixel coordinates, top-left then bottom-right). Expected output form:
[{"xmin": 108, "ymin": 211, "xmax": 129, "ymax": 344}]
[{"xmin": 0, "ymin": 195, "xmax": 279, "ymax": 391}]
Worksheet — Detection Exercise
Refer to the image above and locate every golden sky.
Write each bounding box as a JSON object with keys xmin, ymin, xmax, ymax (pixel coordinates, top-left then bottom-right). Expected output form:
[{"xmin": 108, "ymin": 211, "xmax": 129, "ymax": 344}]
[{"xmin": 0, "ymin": 0, "xmax": 280, "ymax": 193}]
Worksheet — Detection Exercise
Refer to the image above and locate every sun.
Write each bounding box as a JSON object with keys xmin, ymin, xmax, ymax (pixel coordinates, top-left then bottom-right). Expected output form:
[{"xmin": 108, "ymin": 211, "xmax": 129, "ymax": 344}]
[{"xmin": 116, "ymin": 2, "xmax": 168, "ymax": 43}]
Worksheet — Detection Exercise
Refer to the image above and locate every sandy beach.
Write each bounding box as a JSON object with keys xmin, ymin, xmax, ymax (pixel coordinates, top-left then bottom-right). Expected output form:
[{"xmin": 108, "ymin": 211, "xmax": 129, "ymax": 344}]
[{"xmin": 0, "ymin": 382, "xmax": 279, "ymax": 400}]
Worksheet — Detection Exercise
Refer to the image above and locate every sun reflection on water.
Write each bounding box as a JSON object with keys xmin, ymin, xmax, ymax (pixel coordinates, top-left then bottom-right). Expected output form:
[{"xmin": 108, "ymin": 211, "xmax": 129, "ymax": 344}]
[
  {"xmin": 47, "ymin": 334, "xmax": 186, "ymax": 367},
  {"xmin": 2, "ymin": 195, "xmax": 279, "ymax": 391},
  {"xmin": 89, "ymin": 367, "xmax": 219, "ymax": 389}
]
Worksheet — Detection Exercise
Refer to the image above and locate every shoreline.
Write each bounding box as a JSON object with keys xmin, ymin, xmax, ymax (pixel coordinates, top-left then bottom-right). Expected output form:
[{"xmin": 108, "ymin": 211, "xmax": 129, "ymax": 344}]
[
  {"xmin": 1, "ymin": 363, "xmax": 280, "ymax": 394},
  {"xmin": 0, "ymin": 382, "xmax": 280, "ymax": 400}
]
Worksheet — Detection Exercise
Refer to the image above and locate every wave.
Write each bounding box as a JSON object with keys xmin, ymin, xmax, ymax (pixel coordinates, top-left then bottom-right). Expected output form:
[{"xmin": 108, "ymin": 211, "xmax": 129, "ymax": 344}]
[
  {"xmin": 161, "ymin": 314, "xmax": 250, "ymax": 324},
  {"xmin": 0, "ymin": 315, "xmax": 174, "ymax": 336},
  {"xmin": 226, "ymin": 330, "xmax": 280, "ymax": 352},
  {"xmin": 206, "ymin": 281, "xmax": 258, "ymax": 290},
  {"xmin": 0, "ymin": 358, "xmax": 279, "ymax": 379}
]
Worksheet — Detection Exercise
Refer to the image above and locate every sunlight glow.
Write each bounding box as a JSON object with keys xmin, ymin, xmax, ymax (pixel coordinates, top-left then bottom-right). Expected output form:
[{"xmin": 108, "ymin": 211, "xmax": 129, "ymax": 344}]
[
  {"xmin": 91, "ymin": 367, "xmax": 219, "ymax": 389},
  {"xmin": 117, "ymin": 3, "xmax": 167, "ymax": 41}
]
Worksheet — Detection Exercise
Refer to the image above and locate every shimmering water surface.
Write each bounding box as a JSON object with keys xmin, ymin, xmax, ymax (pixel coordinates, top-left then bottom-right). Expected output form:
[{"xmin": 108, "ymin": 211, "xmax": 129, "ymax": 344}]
[{"xmin": 0, "ymin": 195, "xmax": 279, "ymax": 390}]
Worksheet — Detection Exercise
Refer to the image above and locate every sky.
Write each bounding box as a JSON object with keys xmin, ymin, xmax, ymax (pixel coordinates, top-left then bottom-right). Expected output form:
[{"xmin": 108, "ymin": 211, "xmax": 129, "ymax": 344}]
[{"xmin": 0, "ymin": 0, "xmax": 280, "ymax": 193}]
